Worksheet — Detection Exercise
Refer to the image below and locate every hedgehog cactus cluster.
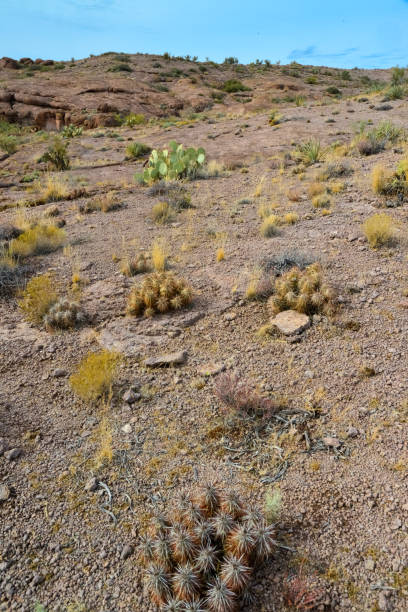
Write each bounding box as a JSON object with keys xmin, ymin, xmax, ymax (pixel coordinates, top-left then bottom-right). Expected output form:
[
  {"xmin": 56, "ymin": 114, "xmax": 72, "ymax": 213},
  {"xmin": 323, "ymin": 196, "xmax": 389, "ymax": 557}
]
[
  {"xmin": 43, "ymin": 297, "xmax": 85, "ymax": 330},
  {"xmin": 127, "ymin": 271, "xmax": 193, "ymax": 317},
  {"xmin": 268, "ymin": 263, "xmax": 336, "ymax": 317},
  {"xmin": 140, "ymin": 486, "xmax": 276, "ymax": 611},
  {"xmin": 120, "ymin": 252, "xmax": 150, "ymax": 277}
]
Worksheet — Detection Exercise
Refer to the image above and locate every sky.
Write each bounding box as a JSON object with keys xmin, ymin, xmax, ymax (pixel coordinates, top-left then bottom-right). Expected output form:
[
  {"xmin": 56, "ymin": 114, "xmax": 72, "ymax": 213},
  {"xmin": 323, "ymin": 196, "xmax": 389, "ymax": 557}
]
[{"xmin": 1, "ymin": 0, "xmax": 408, "ymax": 69}]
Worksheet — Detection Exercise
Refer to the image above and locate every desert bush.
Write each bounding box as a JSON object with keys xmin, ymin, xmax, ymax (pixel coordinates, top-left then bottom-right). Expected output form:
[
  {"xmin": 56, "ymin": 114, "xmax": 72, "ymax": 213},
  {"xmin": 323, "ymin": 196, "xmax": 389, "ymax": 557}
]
[
  {"xmin": 295, "ymin": 140, "xmax": 322, "ymax": 165},
  {"xmin": 372, "ymin": 163, "xmax": 407, "ymax": 197},
  {"xmin": 136, "ymin": 142, "xmax": 206, "ymax": 184},
  {"xmin": 384, "ymin": 84, "xmax": 405, "ymax": 100},
  {"xmin": 260, "ymin": 215, "xmax": 280, "ymax": 237},
  {"xmin": 120, "ymin": 252, "xmax": 150, "ymax": 276},
  {"xmin": 80, "ymin": 191, "xmax": 119, "ymax": 213},
  {"xmin": 357, "ymin": 134, "xmax": 384, "ymax": 156},
  {"xmin": 0, "ymin": 134, "xmax": 17, "ymax": 154},
  {"xmin": 152, "ymin": 201, "xmax": 173, "ymax": 224},
  {"xmin": 222, "ymin": 79, "xmax": 250, "ymax": 93},
  {"xmin": 70, "ymin": 350, "xmax": 123, "ymax": 401},
  {"xmin": 246, "ymin": 271, "xmax": 274, "ymax": 301},
  {"xmin": 312, "ymin": 194, "xmax": 331, "ymax": 208},
  {"xmin": 268, "ymin": 110, "xmax": 282, "ymax": 126},
  {"xmin": 363, "ymin": 213, "xmax": 395, "ymax": 248},
  {"xmin": 39, "ymin": 137, "xmax": 70, "ymax": 170},
  {"xmin": 0, "ymin": 254, "xmax": 22, "ymax": 296},
  {"xmin": 318, "ymin": 161, "xmax": 352, "ymax": 180},
  {"xmin": 10, "ymin": 222, "xmax": 66, "ymax": 257},
  {"xmin": 215, "ymin": 372, "xmax": 277, "ymax": 421},
  {"xmin": 326, "ymin": 86, "xmax": 341, "ymax": 95},
  {"xmin": 283, "ymin": 212, "xmax": 299, "ymax": 224},
  {"xmin": 268, "ymin": 263, "xmax": 336, "ymax": 316},
  {"xmin": 202, "ymin": 159, "xmax": 225, "ymax": 178},
  {"xmin": 374, "ymin": 120, "xmax": 403, "ymax": 143},
  {"xmin": 127, "ymin": 271, "xmax": 193, "ymax": 317},
  {"xmin": 287, "ymin": 188, "xmax": 301, "ymax": 202},
  {"xmin": 124, "ymin": 113, "xmax": 146, "ymax": 127},
  {"xmin": 391, "ymin": 66, "xmax": 405, "ymax": 86},
  {"xmin": 108, "ymin": 62, "xmax": 132, "ymax": 72},
  {"xmin": 148, "ymin": 181, "xmax": 192, "ymax": 211},
  {"xmin": 18, "ymin": 274, "xmax": 59, "ymax": 324},
  {"xmin": 305, "ymin": 76, "xmax": 317, "ymax": 85},
  {"xmin": 140, "ymin": 485, "xmax": 276, "ymax": 609},
  {"xmin": 262, "ymin": 250, "xmax": 314, "ymax": 274},
  {"xmin": 125, "ymin": 142, "xmax": 151, "ymax": 159},
  {"xmin": 62, "ymin": 124, "xmax": 83, "ymax": 138}
]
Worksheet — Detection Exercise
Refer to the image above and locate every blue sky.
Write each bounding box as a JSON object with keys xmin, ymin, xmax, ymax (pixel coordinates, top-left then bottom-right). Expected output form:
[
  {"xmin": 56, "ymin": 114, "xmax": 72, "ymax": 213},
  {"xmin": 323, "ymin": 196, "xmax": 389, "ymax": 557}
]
[{"xmin": 1, "ymin": 0, "xmax": 408, "ymax": 68}]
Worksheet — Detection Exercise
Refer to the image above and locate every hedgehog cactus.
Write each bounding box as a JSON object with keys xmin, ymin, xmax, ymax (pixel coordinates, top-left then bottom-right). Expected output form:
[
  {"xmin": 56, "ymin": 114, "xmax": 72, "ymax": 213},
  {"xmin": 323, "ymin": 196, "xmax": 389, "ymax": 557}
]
[
  {"xmin": 140, "ymin": 486, "xmax": 276, "ymax": 610},
  {"xmin": 43, "ymin": 297, "xmax": 85, "ymax": 330},
  {"xmin": 127, "ymin": 271, "xmax": 193, "ymax": 317},
  {"xmin": 268, "ymin": 263, "xmax": 336, "ymax": 317}
]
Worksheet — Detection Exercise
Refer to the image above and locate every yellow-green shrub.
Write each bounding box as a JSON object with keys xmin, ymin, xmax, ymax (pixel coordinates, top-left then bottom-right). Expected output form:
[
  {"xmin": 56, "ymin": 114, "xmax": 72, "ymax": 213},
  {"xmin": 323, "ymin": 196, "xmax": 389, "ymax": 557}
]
[
  {"xmin": 10, "ymin": 223, "xmax": 66, "ymax": 257},
  {"xmin": 260, "ymin": 214, "xmax": 280, "ymax": 237},
  {"xmin": 363, "ymin": 213, "xmax": 395, "ymax": 248},
  {"xmin": 70, "ymin": 350, "xmax": 123, "ymax": 401},
  {"xmin": 18, "ymin": 274, "xmax": 59, "ymax": 323}
]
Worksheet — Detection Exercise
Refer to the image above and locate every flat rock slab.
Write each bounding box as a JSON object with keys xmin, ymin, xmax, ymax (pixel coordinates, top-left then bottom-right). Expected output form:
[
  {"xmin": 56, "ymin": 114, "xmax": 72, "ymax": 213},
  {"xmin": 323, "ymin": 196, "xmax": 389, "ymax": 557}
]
[
  {"xmin": 98, "ymin": 319, "xmax": 168, "ymax": 357},
  {"xmin": 198, "ymin": 362, "xmax": 226, "ymax": 377},
  {"xmin": 145, "ymin": 350, "xmax": 187, "ymax": 368},
  {"xmin": 270, "ymin": 310, "xmax": 310, "ymax": 336}
]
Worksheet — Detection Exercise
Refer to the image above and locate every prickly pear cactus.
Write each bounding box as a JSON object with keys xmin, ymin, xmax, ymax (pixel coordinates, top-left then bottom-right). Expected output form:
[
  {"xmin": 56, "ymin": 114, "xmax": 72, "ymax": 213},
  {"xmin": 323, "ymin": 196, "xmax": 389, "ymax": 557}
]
[{"xmin": 136, "ymin": 141, "xmax": 206, "ymax": 184}]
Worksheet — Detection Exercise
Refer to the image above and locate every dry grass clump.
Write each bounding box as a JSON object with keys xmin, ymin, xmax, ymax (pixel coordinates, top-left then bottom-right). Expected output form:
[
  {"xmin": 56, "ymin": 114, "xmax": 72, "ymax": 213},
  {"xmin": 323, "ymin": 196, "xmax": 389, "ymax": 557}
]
[
  {"xmin": 127, "ymin": 271, "xmax": 193, "ymax": 317},
  {"xmin": 140, "ymin": 485, "xmax": 276, "ymax": 610},
  {"xmin": 312, "ymin": 194, "xmax": 331, "ymax": 209},
  {"xmin": 70, "ymin": 350, "xmax": 122, "ymax": 401},
  {"xmin": 18, "ymin": 274, "xmax": 59, "ymax": 324},
  {"xmin": 152, "ymin": 239, "xmax": 168, "ymax": 272},
  {"xmin": 120, "ymin": 252, "xmax": 150, "ymax": 277},
  {"xmin": 215, "ymin": 372, "xmax": 278, "ymax": 421},
  {"xmin": 245, "ymin": 269, "xmax": 274, "ymax": 301},
  {"xmin": 363, "ymin": 213, "xmax": 395, "ymax": 248},
  {"xmin": 307, "ymin": 182, "xmax": 325, "ymax": 198},
  {"xmin": 125, "ymin": 142, "xmax": 152, "ymax": 159},
  {"xmin": 80, "ymin": 191, "xmax": 120, "ymax": 214},
  {"xmin": 260, "ymin": 215, "xmax": 280, "ymax": 237},
  {"xmin": 258, "ymin": 202, "xmax": 278, "ymax": 219},
  {"xmin": 318, "ymin": 161, "xmax": 353, "ymax": 181},
  {"xmin": 283, "ymin": 212, "xmax": 299, "ymax": 225},
  {"xmin": 287, "ymin": 188, "xmax": 301, "ymax": 202},
  {"xmin": 38, "ymin": 175, "xmax": 70, "ymax": 202},
  {"xmin": 268, "ymin": 263, "xmax": 336, "ymax": 316},
  {"xmin": 9, "ymin": 222, "xmax": 66, "ymax": 257},
  {"xmin": 152, "ymin": 201, "xmax": 173, "ymax": 224},
  {"xmin": 216, "ymin": 247, "xmax": 225, "ymax": 262}
]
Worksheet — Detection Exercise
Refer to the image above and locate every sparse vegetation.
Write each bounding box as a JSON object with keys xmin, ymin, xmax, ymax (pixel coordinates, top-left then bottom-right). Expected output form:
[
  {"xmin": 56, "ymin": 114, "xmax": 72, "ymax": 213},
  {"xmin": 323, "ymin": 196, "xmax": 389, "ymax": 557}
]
[
  {"xmin": 125, "ymin": 141, "xmax": 152, "ymax": 159},
  {"xmin": 363, "ymin": 213, "xmax": 395, "ymax": 248},
  {"xmin": 136, "ymin": 141, "xmax": 206, "ymax": 184},
  {"xmin": 124, "ymin": 113, "xmax": 146, "ymax": 126},
  {"xmin": 152, "ymin": 201, "xmax": 173, "ymax": 224},
  {"xmin": 39, "ymin": 137, "xmax": 70, "ymax": 170},
  {"xmin": 62, "ymin": 124, "xmax": 83, "ymax": 138},
  {"xmin": 260, "ymin": 214, "xmax": 280, "ymax": 237},
  {"xmin": 127, "ymin": 271, "xmax": 193, "ymax": 317},
  {"xmin": 18, "ymin": 274, "xmax": 59, "ymax": 324},
  {"xmin": 9, "ymin": 222, "xmax": 66, "ymax": 257},
  {"xmin": 69, "ymin": 350, "xmax": 123, "ymax": 401}
]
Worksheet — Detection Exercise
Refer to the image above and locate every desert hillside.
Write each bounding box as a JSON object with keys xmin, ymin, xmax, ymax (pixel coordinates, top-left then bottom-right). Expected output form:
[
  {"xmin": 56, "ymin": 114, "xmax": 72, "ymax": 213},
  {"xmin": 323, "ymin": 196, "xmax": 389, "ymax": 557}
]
[{"xmin": 0, "ymin": 53, "xmax": 407, "ymax": 612}]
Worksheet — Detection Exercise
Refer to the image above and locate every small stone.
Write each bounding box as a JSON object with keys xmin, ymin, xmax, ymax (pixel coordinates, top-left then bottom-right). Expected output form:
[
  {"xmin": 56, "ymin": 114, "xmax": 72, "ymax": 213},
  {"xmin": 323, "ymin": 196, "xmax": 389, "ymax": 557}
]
[
  {"xmin": 4, "ymin": 448, "xmax": 22, "ymax": 461},
  {"xmin": 378, "ymin": 592, "xmax": 390, "ymax": 611},
  {"xmin": 120, "ymin": 544, "xmax": 133, "ymax": 560},
  {"xmin": 347, "ymin": 426, "xmax": 359, "ymax": 438},
  {"xmin": 0, "ymin": 484, "xmax": 10, "ymax": 501},
  {"xmin": 32, "ymin": 573, "xmax": 44, "ymax": 586},
  {"xmin": 121, "ymin": 423, "xmax": 132, "ymax": 434},
  {"xmin": 304, "ymin": 369, "xmax": 314, "ymax": 379},
  {"xmin": 224, "ymin": 312, "xmax": 237, "ymax": 321},
  {"xmin": 390, "ymin": 518, "xmax": 402, "ymax": 531},
  {"xmin": 0, "ymin": 438, "xmax": 9, "ymax": 456},
  {"xmin": 145, "ymin": 350, "xmax": 187, "ymax": 368},
  {"xmin": 123, "ymin": 389, "xmax": 138, "ymax": 404},
  {"xmin": 52, "ymin": 368, "xmax": 67, "ymax": 378},
  {"xmin": 84, "ymin": 477, "xmax": 98, "ymax": 492},
  {"xmin": 323, "ymin": 437, "xmax": 341, "ymax": 449},
  {"xmin": 270, "ymin": 310, "xmax": 310, "ymax": 336},
  {"xmin": 198, "ymin": 363, "xmax": 226, "ymax": 377},
  {"xmin": 365, "ymin": 558, "xmax": 375, "ymax": 571}
]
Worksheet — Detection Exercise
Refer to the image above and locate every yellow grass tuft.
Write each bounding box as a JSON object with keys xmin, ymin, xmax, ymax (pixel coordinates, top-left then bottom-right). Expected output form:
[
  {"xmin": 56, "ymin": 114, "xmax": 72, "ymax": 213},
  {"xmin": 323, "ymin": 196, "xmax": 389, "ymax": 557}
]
[
  {"xmin": 18, "ymin": 274, "xmax": 59, "ymax": 324},
  {"xmin": 69, "ymin": 350, "xmax": 123, "ymax": 401},
  {"xmin": 152, "ymin": 201, "xmax": 172, "ymax": 224},
  {"xmin": 254, "ymin": 176, "xmax": 265, "ymax": 198},
  {"xmin": 216, "ymin": 247, "xmax": 225, "ymax": 261},
  {"xmin": 258, "ymin": 202, "xmax": 279, "ymax": 218},
  {"xmin": 260, "ymin": 214, "xmax": 280, "ymax": 237},
  {"xmin": 283, "ymin": 212, "xmax": 299, "ymax": 224},
  {"xmin": 372, "ymin": 165, "xmax": 391, "ymax": 194},
  {"xmin": 94, "ymin": 415, "xmax": 113, "ymax": 467},
  {"xmin": 151, "ymin": 239, "xmax": 167, "ymax": 272},
  {"xmin": 9, "ymin": 222, "xmax": 66, "ymax": 258},
  {"xmin": 37, "ymin": 175, "xmax": 70, "ymax": 203},
  {"xmin": 312, "ymin": 194, "xmax": 331, "ymax": 209},
  {"xmin": 363, "ymin": 213, "xmax": 395, "ymax": 248},
  {"xmin": 308, "ymin": 182, "xmax": 325, "ymax": 198}
]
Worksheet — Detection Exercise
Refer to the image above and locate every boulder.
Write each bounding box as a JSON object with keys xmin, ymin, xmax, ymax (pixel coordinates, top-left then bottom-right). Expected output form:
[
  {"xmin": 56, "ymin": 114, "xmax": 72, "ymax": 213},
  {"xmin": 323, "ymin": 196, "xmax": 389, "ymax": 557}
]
[{"xmin": 270, "ymin": 310, "xmax": 310, "ymax": 336}]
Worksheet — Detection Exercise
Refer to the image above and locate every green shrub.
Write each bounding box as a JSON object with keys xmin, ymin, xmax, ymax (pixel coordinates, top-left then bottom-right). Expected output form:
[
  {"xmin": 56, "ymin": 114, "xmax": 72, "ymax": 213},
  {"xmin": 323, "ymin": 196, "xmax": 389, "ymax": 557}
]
[
  {"xmin": 125, "ymin": 142, "xmax": 151, "ymax": 159},
  {"xmin": 305, "ymin": 76, "xmax": 317, "ymax": 85},
  {"xmin": 222, "ymin": 79, "xmax": 250, "ymax": 93},
  {"xmin": 326, "ymin": 86, "xmax": 340, "ymax": 95},
  {"xmin": 0, "ymin": 134, "xmax": 17, "ymax": 154},
  {"xmin": 136, "ymin": 141, "xmax": 206, "ymax": 184},
  {"xmin": 62, "ymin": 124, "xmax": 83, "ymax": 138},
  {"xmin": 39, "ymin": 137, "xmax": 70, "ymax": 170},
  {"xmin": 384, "ymin": 84, "xmax": 405, "ymax": 100},
  {"xmin": 295, "ymin": 140, "xmax": 322, "ymax": 164},
  {"xmin": 124, "ymin": 113, "xmax": 146, "ymax": 127},
  {"xmin": 108, "ymin": 63, "xmax": 132, "ymax": 73},
  {"xmin": 391, "ymin": 66, "xmax": 405, "ymax": 86}
]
